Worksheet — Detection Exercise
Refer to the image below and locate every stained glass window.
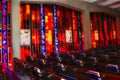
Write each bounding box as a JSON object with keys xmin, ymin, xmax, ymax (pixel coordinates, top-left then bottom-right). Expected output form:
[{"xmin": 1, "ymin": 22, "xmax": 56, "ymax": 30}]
[
  {"xmin": 0, "ymin": 0, "xmax": 12, "ymax": 70},
  {"xmin": 20, "ymin": 4, "xmax": 83, "ymax": 60},
  {"xmin": 90, "ymin": 12, "xmax": 117, "ymax": 48}
]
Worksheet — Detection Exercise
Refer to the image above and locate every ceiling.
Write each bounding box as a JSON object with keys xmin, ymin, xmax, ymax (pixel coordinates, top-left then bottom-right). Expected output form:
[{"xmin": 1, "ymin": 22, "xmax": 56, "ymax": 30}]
[{"xmin": 82, "ymin": 0, "xmax": 120, "ymax": 11}]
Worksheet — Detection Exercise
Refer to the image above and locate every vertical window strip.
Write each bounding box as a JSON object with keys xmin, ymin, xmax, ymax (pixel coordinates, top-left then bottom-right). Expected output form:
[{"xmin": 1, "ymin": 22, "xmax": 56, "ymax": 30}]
[
  {"xmin": 54, "ymin": 5, "xmax": 59, "ymax": 54},
  {"xmin": 40, "ymin": 4, "xmax": 46, "ymax": 56}
]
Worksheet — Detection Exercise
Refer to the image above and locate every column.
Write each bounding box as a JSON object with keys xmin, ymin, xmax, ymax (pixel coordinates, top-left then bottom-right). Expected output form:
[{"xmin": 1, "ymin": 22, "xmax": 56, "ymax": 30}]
[
  {"xmin": 11, "ymin": 0, "xmax": 20, "ymax": 59},
  {"xmin": 82, "ymin": 10, "xmax": 92, "ymax": 50}
]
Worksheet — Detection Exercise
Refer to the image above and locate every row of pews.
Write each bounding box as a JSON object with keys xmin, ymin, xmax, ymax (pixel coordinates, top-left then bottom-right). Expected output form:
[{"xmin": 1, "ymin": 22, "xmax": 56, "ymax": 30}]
[
  {"xmin": 12, "ymin": 46, "xmax": 120, "ymax": 80},
  {"xmin": 14, "ymin": 57, "xmax": 66, "ymax": 80}
]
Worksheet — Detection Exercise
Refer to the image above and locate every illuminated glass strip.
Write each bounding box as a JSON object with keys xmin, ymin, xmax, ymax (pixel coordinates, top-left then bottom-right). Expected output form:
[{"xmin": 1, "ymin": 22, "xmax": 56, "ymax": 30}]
[
  {"xmin": 2, "ymin": 0, "xmax": 8, "ymax": 66},
  {"xmin": 40, "ymin": 4, "xmax": 46, "ymax": 55},
  {"xmin": 54, "ymin": 5, "xmax": 59, "ymax": 54},
  {"xmin": 78, "ymin": 12, "xmax": 82, "ymax": 50}
]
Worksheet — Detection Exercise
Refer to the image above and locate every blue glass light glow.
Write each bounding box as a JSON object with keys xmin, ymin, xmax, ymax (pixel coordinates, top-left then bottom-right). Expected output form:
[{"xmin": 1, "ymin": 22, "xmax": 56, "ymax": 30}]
[
  {"xmin": 78, "ymin": 12, "xmax": 83, "ymax": 50},
  {"xmin": 54, "ymin": 5, "xmax": 59, "ymax": 54},
  {"xmin": 2, "ymin": 0, "xmax": 8, "ymax": 66},
  {"xmin": 40, "ymin": 4, "xmax": 46, "ymax": 55}
]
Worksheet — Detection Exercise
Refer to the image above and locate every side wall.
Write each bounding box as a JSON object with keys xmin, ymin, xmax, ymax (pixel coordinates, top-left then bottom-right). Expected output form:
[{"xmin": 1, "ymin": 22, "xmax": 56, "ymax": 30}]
[{"xmin": 12, "ymin": 0, "xmax": 120, "ymax": 58}]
